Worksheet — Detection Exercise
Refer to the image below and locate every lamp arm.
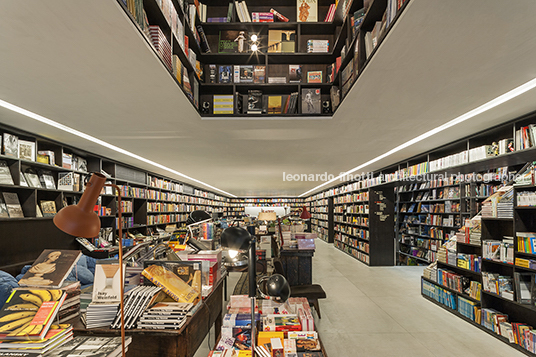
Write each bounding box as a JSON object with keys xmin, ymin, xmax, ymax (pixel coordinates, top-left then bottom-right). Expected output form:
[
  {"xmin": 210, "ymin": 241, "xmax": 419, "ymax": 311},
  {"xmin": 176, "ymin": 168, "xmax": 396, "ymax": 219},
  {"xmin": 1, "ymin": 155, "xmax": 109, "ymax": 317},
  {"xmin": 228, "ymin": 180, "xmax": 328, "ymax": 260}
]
[{"xmin": 106, "ymin": 183, "xmax": 126, "ymax": 357}]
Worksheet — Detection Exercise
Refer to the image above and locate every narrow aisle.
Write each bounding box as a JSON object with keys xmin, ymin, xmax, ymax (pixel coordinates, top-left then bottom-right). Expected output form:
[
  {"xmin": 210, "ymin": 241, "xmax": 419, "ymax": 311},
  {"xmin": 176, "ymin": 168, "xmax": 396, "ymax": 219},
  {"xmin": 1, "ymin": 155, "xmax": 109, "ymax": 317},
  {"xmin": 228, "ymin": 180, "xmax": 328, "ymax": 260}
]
[{"xmin": 313, "ymin": 239, "xmax": 525, "ymax": 357}]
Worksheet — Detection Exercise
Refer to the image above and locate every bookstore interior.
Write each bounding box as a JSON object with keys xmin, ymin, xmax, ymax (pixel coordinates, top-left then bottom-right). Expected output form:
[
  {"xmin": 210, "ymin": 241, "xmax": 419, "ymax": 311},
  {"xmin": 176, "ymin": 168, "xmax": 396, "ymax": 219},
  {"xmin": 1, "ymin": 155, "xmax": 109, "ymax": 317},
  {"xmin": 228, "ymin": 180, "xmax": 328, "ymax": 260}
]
[{"xmin": 2, "ymin": 0, "xmax": 536, "ymax": 356}]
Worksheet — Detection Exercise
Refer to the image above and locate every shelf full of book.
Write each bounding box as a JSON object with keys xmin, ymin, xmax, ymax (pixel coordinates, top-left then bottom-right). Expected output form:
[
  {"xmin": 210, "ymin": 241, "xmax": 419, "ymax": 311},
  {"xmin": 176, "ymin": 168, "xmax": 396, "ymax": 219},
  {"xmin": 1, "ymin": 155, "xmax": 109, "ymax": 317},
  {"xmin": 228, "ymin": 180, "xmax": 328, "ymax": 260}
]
[
  {"xmin": 421, "ymin": 179, "xmax": 536, "ymax": 356},
  {"xmin": 117, "ymin": 0, "xmax": 412, "ymax": 117},
  {"xmin": 0, "ymin": 123, "xmax": 232, "ymax": 276},
  {"xmin": 332, "ymin": 184, "xmax": 394, "ymax": 266},
  {"xmin": 307, "ymin": 193, "xmax": 332, "ymax": 242}
]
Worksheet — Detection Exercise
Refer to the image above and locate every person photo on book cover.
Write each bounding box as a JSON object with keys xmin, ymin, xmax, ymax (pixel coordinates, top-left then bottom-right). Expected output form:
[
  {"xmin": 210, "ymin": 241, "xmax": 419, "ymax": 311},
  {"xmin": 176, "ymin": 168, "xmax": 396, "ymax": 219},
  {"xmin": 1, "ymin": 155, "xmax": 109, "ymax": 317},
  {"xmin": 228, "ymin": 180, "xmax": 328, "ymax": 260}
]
[
  {"xmin": 303, "ymin": 91, "xmax": 314, "ymax": 113},
  {"xmin": 19, "ymin": 251, "xmax": 62, "ymax": 286}
]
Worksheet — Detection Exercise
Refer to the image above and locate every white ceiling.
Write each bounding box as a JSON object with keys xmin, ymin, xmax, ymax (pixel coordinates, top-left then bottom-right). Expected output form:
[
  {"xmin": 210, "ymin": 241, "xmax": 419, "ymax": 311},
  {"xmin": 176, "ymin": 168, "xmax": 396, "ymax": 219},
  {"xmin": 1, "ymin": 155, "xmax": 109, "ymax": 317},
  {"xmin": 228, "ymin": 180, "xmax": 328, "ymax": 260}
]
[{"xmin": 1, "ymin": 0, "xmax": 536, "ymax": 197}]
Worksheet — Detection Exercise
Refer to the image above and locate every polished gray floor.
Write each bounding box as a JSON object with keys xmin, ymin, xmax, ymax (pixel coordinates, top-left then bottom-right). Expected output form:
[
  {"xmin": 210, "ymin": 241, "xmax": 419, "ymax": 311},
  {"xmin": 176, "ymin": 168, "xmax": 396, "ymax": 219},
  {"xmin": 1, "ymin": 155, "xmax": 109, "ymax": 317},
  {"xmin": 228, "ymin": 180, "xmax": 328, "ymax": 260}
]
[
  {"xmin": 313, "ymin": 239, "xmax": 525, "ymax": 357},
  {"xmin": 195, "ymin": 240, "xmax": 525, "ymax": 356}
]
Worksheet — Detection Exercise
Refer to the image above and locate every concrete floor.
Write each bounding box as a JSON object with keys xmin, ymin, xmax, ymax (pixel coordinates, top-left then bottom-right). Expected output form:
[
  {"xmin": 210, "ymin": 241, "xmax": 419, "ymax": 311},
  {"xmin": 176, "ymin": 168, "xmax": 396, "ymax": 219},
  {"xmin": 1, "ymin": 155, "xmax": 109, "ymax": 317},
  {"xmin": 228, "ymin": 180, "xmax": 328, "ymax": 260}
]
[{"xmin": 196, "ymin": 239, "xmax": 525, "ymax": 356}]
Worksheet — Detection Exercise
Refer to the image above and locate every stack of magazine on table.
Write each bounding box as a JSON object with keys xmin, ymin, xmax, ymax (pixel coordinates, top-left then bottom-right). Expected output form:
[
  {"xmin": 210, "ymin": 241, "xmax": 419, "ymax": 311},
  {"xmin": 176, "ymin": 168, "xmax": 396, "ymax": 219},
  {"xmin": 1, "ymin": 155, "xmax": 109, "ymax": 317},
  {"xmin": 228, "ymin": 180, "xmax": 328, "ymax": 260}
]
[{"xmin": 41, "ymin": 336, "xmax": 132, "ymax": 357}]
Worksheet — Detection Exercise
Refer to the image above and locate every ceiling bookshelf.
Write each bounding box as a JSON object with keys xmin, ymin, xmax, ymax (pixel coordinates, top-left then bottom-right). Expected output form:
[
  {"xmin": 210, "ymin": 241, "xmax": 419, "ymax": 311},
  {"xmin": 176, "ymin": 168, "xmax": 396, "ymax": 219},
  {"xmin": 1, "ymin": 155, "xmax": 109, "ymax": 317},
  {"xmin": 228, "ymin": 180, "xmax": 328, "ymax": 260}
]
[{"xmin": 118, "ymin": 0, "xmax": 411, "ymax": 117}]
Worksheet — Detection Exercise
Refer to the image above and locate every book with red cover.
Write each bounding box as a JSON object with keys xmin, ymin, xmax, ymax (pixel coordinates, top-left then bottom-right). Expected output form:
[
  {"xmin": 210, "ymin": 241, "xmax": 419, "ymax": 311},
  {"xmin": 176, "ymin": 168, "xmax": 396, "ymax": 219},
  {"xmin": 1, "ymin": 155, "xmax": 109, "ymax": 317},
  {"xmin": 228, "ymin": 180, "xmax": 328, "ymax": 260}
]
[{"xmin": 0, "ymin": 289, "xmax": 66, "ymax": 340}]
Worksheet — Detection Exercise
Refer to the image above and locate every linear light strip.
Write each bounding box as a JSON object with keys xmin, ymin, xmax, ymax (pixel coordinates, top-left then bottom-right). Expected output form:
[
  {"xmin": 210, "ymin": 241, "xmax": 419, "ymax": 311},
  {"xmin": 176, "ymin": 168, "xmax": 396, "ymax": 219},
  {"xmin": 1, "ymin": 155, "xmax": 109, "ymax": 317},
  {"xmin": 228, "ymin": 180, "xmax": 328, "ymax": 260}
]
[
  {"xmin": 0, "ymin": 99, "xmax": 237, "ymax": 198},
  {"xmin": 299, "ymin": 77, "xmax": 536, "ymax": 197}
]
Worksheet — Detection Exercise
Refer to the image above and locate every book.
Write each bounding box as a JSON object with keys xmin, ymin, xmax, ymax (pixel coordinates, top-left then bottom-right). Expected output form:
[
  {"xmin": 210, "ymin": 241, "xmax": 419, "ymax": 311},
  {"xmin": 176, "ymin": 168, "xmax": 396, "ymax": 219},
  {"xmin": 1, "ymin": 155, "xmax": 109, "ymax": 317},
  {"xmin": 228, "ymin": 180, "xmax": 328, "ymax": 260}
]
[
  {"xmin": 267, "ymin": 96, "xmax": 282, "ymax": 114},
  {"xmin": 92, "ymin": 260, "xmax": 124, "ymax": 304},
  {"xmin": 301, "ymin": 88, "xmax": 321, "ymax": 114},
  {"xmin": 18, "ymin": 140, "xmax": 35, "ymax": 161},
  {"xmin": 0, "ymin": 196, "xmax": 8, "ymax": 218},
  {"xmin": 213, "ymin": 95, "xmax": 234, "ymax": 115},
  {"xmin": 3, "ymin": 133, "xmax": 18, "ymax": 158},
  {"xmin": 39, "ymin": 201, "xmax": 57, "ymax": 217},
  {"xmin": 18, "ymin": 250, "xmax": 82, "ymax": 289},
  {"xmin": 141, "ymin": 265, "xmax": 199, "ymax": 304},
  {"xmin": 0, "ymin": 161, "xmax": 13, "ymax": 185},
  {"xmin": 253, "ymin": 65, "xmax": 266, "ymax": 83},
  {"xmin": 247, "ymin": 90, "xmax": 263, "ymax": 114},
  {"xmin": 289, "ymin": 65, "xmax": 302, "ymax": 83},
  {"xmin": 268, "ymin": 30, "xmax": 295, "ymax": 53},
  {"xmin": 2, "ymin": 192, "xmax": 23, "ymax": 218},
  {"xmin": 240, "ymin": 65, "xmax": 254, "ymax": 82},
  {"xmin": 57, "ymin": 172, "xmax": 73, "ymax": 191},
  {"xmin": 330, "ymin": 86, "xmax": 340, "ymax": 111},
  {"xmin": 39, "ymin": 170, "xmax": 56, "ymax": 190},
  {"xmin": 24, "ymin": 169, "xmax": 41, "ymax": 188},
  {"xmin": 227, "ymin": 2, "xmax": 234, "ymax": 22},
  {"xmin": 196, "ymin": 25, "xmax": 211, "ymax": 53},
  {"xmin": 0, "ymin": 289, "xmax": 66, "ymax": 341},
  {"xmin": 270, "ymin": 8, "xmax": 289, "ymax": 22},
  {"xmin": 208, "ymin": 64, "xmax": 217, "ymax": 83},
  {"xmin": 219, "ymin": 65, "xmax": 233, "ymax": 84},
  {"xmin": 219, "ymin": 30, "xmax": 248, "ymax": 53},
  {"xmin": 234, "ymin": 65, "xmax": 241, "ymax": 83},
  {"xmin": 241, "ymin": 1, "xmax": 252, "ymax": 22},
  {"xmin": 297, "ymin": 0, "xmax": 317, "ymax": 22},
  {"xmin": 38, "ymin": 336, "xmax": 131, "ymax": 357},
  {"xmin": 307, "ymin": 71, "xmax": 322, "ymax": 83},
  {"xmin": 0, "ymin": 324, "xmax": 72, "ymax": 352}
]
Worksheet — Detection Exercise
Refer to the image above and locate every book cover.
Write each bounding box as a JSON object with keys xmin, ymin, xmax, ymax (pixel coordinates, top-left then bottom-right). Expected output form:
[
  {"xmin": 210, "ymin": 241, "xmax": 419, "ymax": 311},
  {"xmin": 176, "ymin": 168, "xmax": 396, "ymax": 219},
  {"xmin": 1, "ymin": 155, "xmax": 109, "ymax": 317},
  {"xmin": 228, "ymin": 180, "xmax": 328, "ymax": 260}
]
[
  {"xmin": 247, "ymin": 90, "xmax": 263, "ymax": 114},
  {"xmin": 219, "ymin": 30, "xmax": 248, "ymax": 53},
  {"xmin": 2, "ymin": 133, "xmax": 18, "ymax": 158},
  {"xmin": 0, "ymin": 161, "xmax": 13, "ymax": 185},
  {"xmin": 36, "ymin": 154, "xmax": 49, "ymax": 164},
  {"xmin": 38, "ymin": 170, "xmax": 56, "ymax": 190},
  {"xmin": 196, "ymin": 25, "xmax": 211, "ymax": 53},
  {"xmin": 141, "ymin": 265, "xmax": 199, "ymax": 304},
  {"xmin": 219, "ymin": 65, "xmax": 233, "ymax": 84},
  {"xmin": 253, "ymin": 65, "xmax": 265, "ymax": 83},
  {"xmin": 297, "ymin": 0, "xmax": 317, "ymax": 22},
  {"xmin": 39, "ymin": 336, "xmax": 131, "ymax": 357},
  {"xmin": 92, "ymin": 260, "xmax": 124, "ymax": 304},
  {"xmin": 23, "ymin": 169, "xmax": 41, "ymax": 189},
  {"xmin": 240, "ymin": 65, "xmax": 254, "ymax": 83},
  {"xmin": 2, "ymin": 192, "xmax": 23, "ymax": 218},
  {"xmin": 289, "ymin": 65, "xmax": 302, "ymax": 83},
  {"xmin": 214, "ymin": 95, "xmax": 234, "ymax": 115},
  {"xmin": 301, "ymin": 88, "xmax": 321, "ymax": 114},
  {"xmin": 19, "ymin": 250, "xmax": 82, "ymax": 289},
  {"xmin": 208, "ymin": 64, "xmax": 217, "ymax": 83},
  {"xmin": 307, "ymin": 71, "xmax": 322, "ymax": 83},
  {"xmin": 268, "ymin": 96, "xmax": 282, "ymax": 114},
  {"xmin": 18, "ymin": 140, "xmax": 35, "ymax": 162},
  {"xmin": 0, "ymin": 289, "xmax": 66, "ymax": 341},
  {"xmin": 0, "ymin": 196, "xmax": 8, "ymax": 218},
  {"xmin": 268, "ymin": 30, "xmax": 295, "ymax": 53},
  {"xmin": 0, "ymin": 324, "xmax": 72, "ymax": 349},
  {"xmin": 58, "ymin": 172, "xmax": 73, "ymax": 191},
  {"xmin": 39, "ymin": 201, "xmax": 57, "ymax": 218}
]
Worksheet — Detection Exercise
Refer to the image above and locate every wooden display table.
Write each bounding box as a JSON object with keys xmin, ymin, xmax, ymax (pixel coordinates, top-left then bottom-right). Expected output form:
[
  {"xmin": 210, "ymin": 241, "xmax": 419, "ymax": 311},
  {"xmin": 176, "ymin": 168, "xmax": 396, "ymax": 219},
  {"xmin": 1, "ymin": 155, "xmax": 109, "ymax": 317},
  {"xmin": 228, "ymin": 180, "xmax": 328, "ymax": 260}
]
[
  {"xmin": 73, "ymin": 277, "xmax": 224, "ymax": 357},
  {"xmin": 279, "ymin": 248, "xmax": 315, "ymax": 286}
]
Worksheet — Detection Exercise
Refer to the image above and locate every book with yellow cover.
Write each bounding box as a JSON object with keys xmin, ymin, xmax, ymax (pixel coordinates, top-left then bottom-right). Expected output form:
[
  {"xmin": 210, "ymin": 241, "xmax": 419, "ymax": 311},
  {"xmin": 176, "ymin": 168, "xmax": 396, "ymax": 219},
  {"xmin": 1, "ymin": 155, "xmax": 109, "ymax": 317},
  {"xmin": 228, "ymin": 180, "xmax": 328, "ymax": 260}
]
[
  {"xmin": 268, "ymin": 96, "xmax": 282, "ymax": 114},
  {"xmin": 142, "ymin": 265, "xmax": 199, "ymax": 304}
]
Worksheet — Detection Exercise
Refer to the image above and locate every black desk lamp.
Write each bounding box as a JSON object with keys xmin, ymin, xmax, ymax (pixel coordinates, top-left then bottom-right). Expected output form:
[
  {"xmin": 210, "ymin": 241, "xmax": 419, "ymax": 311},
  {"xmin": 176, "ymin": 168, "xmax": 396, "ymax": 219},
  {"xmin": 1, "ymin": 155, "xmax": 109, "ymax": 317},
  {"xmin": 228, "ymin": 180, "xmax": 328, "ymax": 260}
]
[{"xmin": 221, "ymin": 226, "xmax": 290, "ymax": 355}]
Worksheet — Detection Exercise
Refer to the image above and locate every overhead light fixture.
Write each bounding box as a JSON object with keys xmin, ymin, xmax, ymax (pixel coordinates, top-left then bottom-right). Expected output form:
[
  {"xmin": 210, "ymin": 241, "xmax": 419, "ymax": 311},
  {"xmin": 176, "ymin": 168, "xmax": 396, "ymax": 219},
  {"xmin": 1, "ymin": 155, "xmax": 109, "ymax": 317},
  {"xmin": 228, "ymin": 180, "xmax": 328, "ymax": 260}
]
[
  {"xmin": 0, "ymin": 98, "xmax": 236, "ymax": 197},
  {"xmin": 299, "ymin": 76, "xmax": 536, "ymax": 197}
]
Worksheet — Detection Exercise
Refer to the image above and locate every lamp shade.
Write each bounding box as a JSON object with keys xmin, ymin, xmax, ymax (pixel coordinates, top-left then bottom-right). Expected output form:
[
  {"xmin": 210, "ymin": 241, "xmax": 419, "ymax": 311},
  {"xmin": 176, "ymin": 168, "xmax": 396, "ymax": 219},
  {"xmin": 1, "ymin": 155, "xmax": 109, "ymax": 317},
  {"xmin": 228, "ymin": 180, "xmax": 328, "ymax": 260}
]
[
  {"xmin": 299, "ymin": 205, "xmax": 311, "ymax": 220},
  {"xmin": 53, "ymin": 173, "xmax": 106, "ymax": 238},
  {"xmin": 259, "ymin": 273, "xmax": 291, "ymax": 303},
  {"xmin": 220, "ymin": 226, "xmax": 251, "ymax": 250},
  {"xmin": 186, "ymin": 210, "xmax": 212, "ymax": 225}
]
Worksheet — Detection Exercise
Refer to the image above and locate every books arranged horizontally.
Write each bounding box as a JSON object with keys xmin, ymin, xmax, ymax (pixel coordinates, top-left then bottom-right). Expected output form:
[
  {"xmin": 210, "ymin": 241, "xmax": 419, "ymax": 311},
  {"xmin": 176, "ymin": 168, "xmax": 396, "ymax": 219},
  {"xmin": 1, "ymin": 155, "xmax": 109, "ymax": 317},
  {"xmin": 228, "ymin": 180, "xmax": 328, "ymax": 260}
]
[
  {"xmin": 0, "ymin": 323, "xmax": 73, "ymax": 356},
  {"xmin": 85, "ymin": 260, "xmax": 123, "ymax": 329},
  {"xmin": 137, "ymin": 301, "xmax": 193, "ymax": 330},
  {"xmin": 0, "ymin": 288, "xmax": 67, "ymax": 341},
  {"xmin": 306, "ymin": 40, "xmax": 329, "ymax": 53},
  {"xmin": 57, "ymin": 281, "xmax": 82, "ymax": 324},
  {"xmin": 41, "ymin": 336, "xmax": 131, "ymax": 357}
]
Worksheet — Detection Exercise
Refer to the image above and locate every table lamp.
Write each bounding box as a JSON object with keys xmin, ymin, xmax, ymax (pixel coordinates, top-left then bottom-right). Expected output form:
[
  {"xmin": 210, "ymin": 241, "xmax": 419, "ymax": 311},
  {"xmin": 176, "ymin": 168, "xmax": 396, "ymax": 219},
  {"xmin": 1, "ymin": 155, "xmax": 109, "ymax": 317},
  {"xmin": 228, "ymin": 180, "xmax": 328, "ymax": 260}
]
[
  {"xmin": 220, "ymin": 226, "xmax": 291, "ymax": 355},
  {"xmin": 53, "ymin": 173, "xmax": 127, "ymax": 357}
]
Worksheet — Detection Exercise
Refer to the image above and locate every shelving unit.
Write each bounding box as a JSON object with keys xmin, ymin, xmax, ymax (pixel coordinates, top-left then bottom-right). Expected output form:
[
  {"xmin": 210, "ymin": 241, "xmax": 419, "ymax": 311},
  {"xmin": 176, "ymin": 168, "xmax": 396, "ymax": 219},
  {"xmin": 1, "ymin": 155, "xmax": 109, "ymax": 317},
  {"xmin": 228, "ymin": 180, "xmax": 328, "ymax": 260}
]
[
  {"xmin": 117, "ymin": 0, "xmax": 411, "ymax": 117},
  {"xmin": 307, "ymin": 194, "xmax": 332, "ymax": 242},
  {"xmin": 0, "ymin": 124, "xmax": 232, "ymax": 276}
]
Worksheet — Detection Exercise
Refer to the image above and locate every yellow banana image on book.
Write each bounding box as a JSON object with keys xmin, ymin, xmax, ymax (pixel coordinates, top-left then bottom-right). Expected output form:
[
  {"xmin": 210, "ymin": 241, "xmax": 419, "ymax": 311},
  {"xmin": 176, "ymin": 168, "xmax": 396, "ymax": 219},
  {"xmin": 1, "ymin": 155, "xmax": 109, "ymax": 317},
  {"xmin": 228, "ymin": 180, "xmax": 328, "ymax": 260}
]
[
  {"xmin": 19, "ymin": 293, "xmax": 42, "ymax": 306},
  {"xmin": 5, "ymin": 304, "xmax": 38, "ymax": 311},
  {"xmin": 0, "ymin": 311, "xmax": 36, "ymax": 323},
  {"xmin": 6, "ymin": 321, "xmax": 31, "ymax": 336},
  {"xmin": 0, "ymin": 316, "xmax": 35, "ymax": 333},
  {"xmin": 48, "ymin": 290, "xmax": 62, "ymax": 301},
  {"xmin": 29, "ymin": 290, "xmax": 52, "ymax": 302}
]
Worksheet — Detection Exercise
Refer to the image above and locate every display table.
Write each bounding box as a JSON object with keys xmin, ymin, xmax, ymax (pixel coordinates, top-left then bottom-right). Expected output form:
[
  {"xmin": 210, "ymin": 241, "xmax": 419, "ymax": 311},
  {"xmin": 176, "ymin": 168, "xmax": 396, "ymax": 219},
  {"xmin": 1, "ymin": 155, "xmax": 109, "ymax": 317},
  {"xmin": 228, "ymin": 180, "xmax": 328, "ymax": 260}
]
[
  {"xmin": 73, "ymin": 277, "xmax": 224, "ymax": 357},
  {"xmin": 279, "ymin": 248, "xmax": 315, "ymax": 286}
]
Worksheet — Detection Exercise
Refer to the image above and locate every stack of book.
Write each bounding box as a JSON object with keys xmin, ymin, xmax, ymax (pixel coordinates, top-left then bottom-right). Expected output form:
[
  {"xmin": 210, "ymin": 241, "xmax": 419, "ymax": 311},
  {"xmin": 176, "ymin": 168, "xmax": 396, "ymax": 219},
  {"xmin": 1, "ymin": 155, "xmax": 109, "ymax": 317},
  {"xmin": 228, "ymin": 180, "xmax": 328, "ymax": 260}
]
[
  {"xmin": 306, "ymin": 39, "xmax": 329, "ymax": 53},
  {"xmin": 57, "ymin": 281, "xmax": 82, "ymax": 323},
  {"xmin": 111, "ymin": 285, "xmax": 162, "ymax": 329},
  {"xmin": 0, "ymin": 324, "xmax": 73, "ymax": 356},
  {"xmin": 42, "ymin": 336, "xmax": 132, "ymax": 357},
  {"xmin": 86, "ymin": 260, "xmax": 123, "ymax": 329},
  {"xmin": 138, "ymin": 302, "xmax": 193, "ymax": 330},
  {"xmin": 148, "ymin": 25, "xmax": 172, "ymax": 71},
  {"xmin": 251, "ymin": 12, "xmax": 273, "ymax": 22},
  {"xmin": 497, "ymin": 187, "xmax": 514, "ymax": 218}
]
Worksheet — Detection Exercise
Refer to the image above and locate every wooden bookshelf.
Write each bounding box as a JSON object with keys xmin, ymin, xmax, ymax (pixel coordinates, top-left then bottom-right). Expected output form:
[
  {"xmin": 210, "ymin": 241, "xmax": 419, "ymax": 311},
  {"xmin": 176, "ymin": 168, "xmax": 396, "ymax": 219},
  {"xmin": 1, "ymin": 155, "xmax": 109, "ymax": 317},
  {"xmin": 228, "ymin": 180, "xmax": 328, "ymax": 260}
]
[
  {"xmin": 0, "ymin": 123, "xmax": 232, "ymax": 276},
  {"xmin": 116, "ymin": 0, "xmax": 412, "ymax": 117}
]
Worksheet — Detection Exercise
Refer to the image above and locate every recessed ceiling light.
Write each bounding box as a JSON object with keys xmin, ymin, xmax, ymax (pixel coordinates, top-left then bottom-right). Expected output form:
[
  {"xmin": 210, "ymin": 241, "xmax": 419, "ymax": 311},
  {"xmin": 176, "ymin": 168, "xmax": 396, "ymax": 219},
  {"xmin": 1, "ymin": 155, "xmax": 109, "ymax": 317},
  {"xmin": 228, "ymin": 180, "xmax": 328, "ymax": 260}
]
[
  {"xmin": 0, "ymin": 99, "xmax": 237, "ymax": 198},
  {"xmin": 299, "ymin": 76, "xmax": 536, "ymax": 197}
]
